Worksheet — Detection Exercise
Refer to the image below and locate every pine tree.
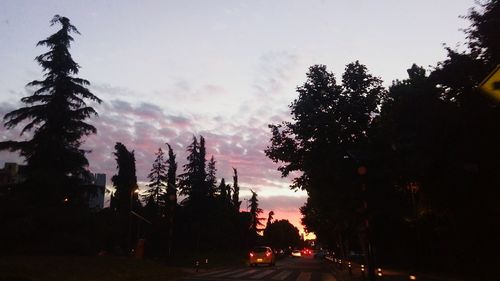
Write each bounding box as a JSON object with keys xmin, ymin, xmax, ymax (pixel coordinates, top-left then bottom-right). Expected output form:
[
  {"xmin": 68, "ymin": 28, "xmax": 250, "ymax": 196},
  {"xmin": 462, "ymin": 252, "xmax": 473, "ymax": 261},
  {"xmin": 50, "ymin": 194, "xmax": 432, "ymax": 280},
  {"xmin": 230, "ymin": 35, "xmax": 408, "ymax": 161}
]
[
  {"xmin": 144, "ymin": 147, "xmax": 167, "ymax": 213},
  {"xmin": 0, "ymin": 15, "xmax": 101, "ymax": 203},
  {"xmin": 179, "ymin": 135, "xmax": 208, "ymax": 201},
  {"xmin": 249, "ymin": 190, "xmax": 264, "ymax": 234},
  {"xmin": 179, "ymin": 136, "xmax": 199, "ymax": 198},
  {"xmin": 206, "ymin": 156, "xmax": 217, "ymax": 198},
  {"xmin": 198, "ymin": 136, "xmax": 207, "ymax": 196},
  {"xmin": 232, "ymin": 168, "xmax": 241, "ymax": 210},
  {"xmin": 165, "ymin": 143, "xmax": 177, "ymax": 203}
]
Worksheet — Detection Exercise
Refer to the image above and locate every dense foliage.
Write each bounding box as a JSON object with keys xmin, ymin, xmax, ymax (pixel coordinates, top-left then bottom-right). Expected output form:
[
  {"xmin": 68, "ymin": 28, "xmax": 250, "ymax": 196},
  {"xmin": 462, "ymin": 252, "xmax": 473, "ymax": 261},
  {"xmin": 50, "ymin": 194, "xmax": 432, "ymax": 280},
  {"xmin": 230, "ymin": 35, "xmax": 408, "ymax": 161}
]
[{"xmin": 267, "ymin": 1, "xmax": 500, "ymax": 279}]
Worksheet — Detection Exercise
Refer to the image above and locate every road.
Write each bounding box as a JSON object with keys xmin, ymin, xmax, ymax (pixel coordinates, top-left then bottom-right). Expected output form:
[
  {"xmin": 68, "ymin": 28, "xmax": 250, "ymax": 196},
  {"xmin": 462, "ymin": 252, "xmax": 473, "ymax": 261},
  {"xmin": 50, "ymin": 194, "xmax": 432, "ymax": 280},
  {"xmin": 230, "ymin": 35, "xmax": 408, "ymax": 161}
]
[{"xmin": 177, "ymin": 256, "xmax": 338, "ymax": 281}]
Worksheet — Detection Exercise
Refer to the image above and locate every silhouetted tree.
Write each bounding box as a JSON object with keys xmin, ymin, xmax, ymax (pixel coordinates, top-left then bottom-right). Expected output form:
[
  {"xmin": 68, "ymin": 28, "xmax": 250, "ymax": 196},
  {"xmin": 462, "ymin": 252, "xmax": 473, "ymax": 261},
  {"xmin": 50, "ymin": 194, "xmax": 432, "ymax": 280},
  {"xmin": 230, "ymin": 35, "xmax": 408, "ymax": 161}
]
[
  {"xmin": 198, "ymin": 136, "xmax": 208, "ymax": 196},
  {"xmin": 206, "ymin": 156, "xmax": 217, "ymax": 198},
  {"xmin": 232, "ymin": 168, "xmax": 241, "ymax": 210},
  {"xmin": 265, "ymin": 211, "xmax": 274, "ymax": 230},
  {"xmin": 165, "ymin": 143, "xmax": 178, "ymax": 205},
  {"xmin": 264, "ymin": 219, "xmax": 301, "ymax": 250},
  {"xmin": 110, "ymin": 142, "xmax": 139, "ymax": 253},
  {"xmin": 111, "ymin": 142, "xmax": 139, "ymax": 214},
  {"xmin": 465, "ymin": 0, "xmax": 500, "ymax": 65},
  {"xmin": 249, "ymin": 190, "xmax": 264, "ymax": 234},
  {"xmin": 179, "ymin": 135, "xmax": 208, "ymax": 202},
  {"xmin": 0, "ymin": 15, "xmax": 101, "ymax": 205},
  {"xmin": 218, "ymin": 178, "xmax": 227, "ymax": 201},
  {"xmin": 266, "ymin": 62, "xmax": 385, "ymax": 249},
  {"xmin": 144, "ymin": 147, "xmax": 167, "ymax": 216}
]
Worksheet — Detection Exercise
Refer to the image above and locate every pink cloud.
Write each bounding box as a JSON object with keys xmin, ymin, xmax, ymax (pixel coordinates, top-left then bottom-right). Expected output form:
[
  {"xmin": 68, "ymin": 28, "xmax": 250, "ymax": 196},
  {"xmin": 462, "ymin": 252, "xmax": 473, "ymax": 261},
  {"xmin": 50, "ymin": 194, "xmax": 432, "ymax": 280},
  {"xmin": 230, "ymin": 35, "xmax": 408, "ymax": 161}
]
[{"xmin": 0, "ymin": 95, "xmax": 308, "ymax": 233}]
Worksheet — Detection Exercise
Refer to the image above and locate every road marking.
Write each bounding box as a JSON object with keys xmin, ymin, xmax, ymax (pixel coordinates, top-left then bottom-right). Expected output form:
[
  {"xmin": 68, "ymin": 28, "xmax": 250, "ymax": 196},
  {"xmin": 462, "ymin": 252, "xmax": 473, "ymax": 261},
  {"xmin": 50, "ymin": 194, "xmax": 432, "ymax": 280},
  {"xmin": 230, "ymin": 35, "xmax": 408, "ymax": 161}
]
[
  {"xmin": 321, "ymin": 273, "xmax": 337, "ymax": 281},
  {"xmin": 211, "ymin": 269, "xmax": 247, "ymax": 277},
  {"xmin": 296, "ymin": 272, "xmax": 311, "ymax": 281},
  {"xmin": 232, "ymin": 269, "xmax": 258, "ymax": 278},
  {"xmin": 195, "ymin": 269, "xmax": 230, "ymax": 277},
  {"xmin": 250, "ymin": 269, "xmax": 276, "ymax": 279},
  {"xmin": 272, "ymin": 270, "xmax": 292, "ymax": 280}
]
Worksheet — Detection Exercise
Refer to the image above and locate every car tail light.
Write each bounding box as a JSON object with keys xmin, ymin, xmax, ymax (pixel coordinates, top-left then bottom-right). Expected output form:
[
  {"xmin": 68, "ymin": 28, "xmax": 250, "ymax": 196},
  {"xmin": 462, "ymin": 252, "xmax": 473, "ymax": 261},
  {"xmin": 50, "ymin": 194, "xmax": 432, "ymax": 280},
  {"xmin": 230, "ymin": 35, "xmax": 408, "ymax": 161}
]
[
  {"xmin": 266, "ymin": 252, "xmax": 271, "ymax": 257},
  {"xmin": 249, "ymin": 252, "xmax": 254, "ymax": 257}
]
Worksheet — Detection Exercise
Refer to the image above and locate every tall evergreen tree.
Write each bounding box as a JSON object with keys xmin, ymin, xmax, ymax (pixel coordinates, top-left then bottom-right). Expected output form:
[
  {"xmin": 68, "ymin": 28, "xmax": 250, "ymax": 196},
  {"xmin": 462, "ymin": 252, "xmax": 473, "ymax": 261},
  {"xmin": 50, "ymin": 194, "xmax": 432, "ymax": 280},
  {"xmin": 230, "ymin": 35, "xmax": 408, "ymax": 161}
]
[
  {"xmin": 111, "ymin": 142, "xmax": 139, "ymax": 214},
  {"xmin": 165, "ymin": 143, "xmax": 178, "ymax": 204},
  {"xmin": 198, "ymin": 136, "xmax": 208, "ymax": 196},
  {"xmin": 144, "ymin": 147, "xmax": 167, "ymax": 213},
  {"xmin": 206, "ymin": 156, "xmax": 217, "ymax": 198},
  {"xmin": 179, "ymin": 136, "xmax": 199, "ymax": 198},
  {"xmin": 232, "ymin": 168, "xmax": 241, "ymax": 210},
  {"xmin": 249, "ymin": 190, "xmax": 264, "ymax": 234},
  {"xmin": 0, "ymin": 15, "xmax": 101, "ymax": 204},
  {"xmin": 218, "ymin": 178, "xmax": 227, "ymax": 200},
  {"xmin": 179, "ymin": 135, "xmax": 209, "ymax": 202},
  {"xmin": 226, "ymin": 183, "xmax": 232, "ymax": 204}
]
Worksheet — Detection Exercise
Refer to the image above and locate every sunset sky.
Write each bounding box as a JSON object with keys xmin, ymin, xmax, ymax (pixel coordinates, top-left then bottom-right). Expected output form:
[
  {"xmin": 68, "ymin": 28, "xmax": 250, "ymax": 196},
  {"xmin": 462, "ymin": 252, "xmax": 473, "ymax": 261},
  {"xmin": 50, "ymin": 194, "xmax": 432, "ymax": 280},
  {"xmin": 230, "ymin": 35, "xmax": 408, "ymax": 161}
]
[{"xmin": 0, "ymin": 0, "xmax": 475, "ymax": 236}]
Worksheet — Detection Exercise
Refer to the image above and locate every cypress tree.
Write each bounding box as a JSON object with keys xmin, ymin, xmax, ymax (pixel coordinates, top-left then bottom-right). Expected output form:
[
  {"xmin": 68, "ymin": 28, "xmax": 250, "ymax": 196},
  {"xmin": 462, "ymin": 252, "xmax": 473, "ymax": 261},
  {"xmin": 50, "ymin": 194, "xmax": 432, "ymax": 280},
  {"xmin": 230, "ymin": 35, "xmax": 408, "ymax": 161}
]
[
  {"xmin": 206, "ymin": 156, "xmax": 217, "ymax": 198},
  {"xmin": 232, "ymin": 168, "xmax": 241, "ymax": 210}
]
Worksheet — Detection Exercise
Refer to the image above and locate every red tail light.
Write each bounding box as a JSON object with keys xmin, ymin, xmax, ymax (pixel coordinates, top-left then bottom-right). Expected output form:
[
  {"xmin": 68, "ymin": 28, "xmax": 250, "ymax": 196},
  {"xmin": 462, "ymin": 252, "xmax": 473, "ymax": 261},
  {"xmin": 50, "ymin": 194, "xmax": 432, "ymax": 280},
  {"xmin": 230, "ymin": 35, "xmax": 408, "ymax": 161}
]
[
  {"xmin": 249, "ymin": 252, "xmax": 254, "ymax": 257},
  {"xmin": 266, "ymin": 252, "xmax": 271, "ymax": 257}
]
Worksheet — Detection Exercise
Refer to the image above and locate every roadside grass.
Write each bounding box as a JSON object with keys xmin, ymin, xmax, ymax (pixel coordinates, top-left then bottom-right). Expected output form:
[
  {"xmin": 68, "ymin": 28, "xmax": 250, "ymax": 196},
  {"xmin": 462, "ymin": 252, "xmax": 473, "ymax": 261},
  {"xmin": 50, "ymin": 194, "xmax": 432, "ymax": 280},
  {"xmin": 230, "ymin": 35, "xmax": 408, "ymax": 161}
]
[{"xmin": 0, "ymin": 256, "xmax": 188, "ymax": 281}]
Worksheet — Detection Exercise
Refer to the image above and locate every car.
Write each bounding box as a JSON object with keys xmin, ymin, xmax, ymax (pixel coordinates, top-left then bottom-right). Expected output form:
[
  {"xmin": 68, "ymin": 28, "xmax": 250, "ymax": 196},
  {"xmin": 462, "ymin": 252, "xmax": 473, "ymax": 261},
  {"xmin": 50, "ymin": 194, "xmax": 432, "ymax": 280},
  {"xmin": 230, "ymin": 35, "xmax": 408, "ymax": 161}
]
[
  {"xmin": 301, "ymin": 248, "xmax": 312, "ymax": 256},
  {"xmin": 291, "ymin": 249, "xmax": 301, "ymax": 257},
  {"xmin": 249, "ymin": 246, "xmax": 275, "ymax": 266}
]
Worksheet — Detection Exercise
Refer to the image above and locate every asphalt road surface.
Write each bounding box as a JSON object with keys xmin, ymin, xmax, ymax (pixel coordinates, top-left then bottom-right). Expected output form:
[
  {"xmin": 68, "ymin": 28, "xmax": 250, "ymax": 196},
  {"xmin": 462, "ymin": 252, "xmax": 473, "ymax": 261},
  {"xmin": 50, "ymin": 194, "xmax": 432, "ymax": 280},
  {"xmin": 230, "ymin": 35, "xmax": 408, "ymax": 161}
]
[{"xmin": 177, "ymin": 256, "xmax": 337, "ymax": 281}]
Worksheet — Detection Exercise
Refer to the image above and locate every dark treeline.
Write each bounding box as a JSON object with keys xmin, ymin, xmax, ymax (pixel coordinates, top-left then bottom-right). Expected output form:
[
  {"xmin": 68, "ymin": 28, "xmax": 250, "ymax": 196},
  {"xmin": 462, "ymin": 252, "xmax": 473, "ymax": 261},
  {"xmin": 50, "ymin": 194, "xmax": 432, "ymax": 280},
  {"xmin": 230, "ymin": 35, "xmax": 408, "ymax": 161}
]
[
  {"xmin": 0, "ymin": 15, "xmax": 296, "ymax": 260},
  {"xmin": 266, "ymin": 1, "xmax": 500, "ymax": 279},
  {"xmin": 106, "ymin": 137, "xmax": 258, "ymax": 257}
]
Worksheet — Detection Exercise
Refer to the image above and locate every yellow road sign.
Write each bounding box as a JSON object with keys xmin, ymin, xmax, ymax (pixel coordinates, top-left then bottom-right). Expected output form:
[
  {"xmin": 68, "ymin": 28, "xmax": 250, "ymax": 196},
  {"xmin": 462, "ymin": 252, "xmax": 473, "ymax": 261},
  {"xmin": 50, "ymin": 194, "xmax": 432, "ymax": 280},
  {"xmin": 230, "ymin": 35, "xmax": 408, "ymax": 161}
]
[{"xmin": 479, "ymin": 65, "xmax": 500, "ymax": 102}]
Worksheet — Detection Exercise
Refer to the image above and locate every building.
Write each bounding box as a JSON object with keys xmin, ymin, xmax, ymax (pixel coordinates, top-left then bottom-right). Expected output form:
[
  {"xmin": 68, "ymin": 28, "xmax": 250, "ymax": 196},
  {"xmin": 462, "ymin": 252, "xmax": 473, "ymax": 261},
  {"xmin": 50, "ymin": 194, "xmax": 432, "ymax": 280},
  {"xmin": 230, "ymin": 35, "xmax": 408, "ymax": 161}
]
[
  {"xmin": 0, "ymin": 162, "xmax": 26, "ymax": 186},
  {"xmin": 0, "ymin": 163, "xmax": 106, "ymax": 211},
  {"xmin": 81, "ymin": 173, "xmax": 106, "ymax": 211}
]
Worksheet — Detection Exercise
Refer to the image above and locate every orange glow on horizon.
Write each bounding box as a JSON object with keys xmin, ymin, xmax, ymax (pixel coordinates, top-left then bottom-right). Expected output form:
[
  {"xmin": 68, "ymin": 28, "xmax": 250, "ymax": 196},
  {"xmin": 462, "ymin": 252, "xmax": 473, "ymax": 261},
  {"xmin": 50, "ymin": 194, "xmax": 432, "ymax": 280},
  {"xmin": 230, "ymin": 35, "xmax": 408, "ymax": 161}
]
[{"xmin": 259, "ymin": 208, "xmax": 316, "ymax": 240}]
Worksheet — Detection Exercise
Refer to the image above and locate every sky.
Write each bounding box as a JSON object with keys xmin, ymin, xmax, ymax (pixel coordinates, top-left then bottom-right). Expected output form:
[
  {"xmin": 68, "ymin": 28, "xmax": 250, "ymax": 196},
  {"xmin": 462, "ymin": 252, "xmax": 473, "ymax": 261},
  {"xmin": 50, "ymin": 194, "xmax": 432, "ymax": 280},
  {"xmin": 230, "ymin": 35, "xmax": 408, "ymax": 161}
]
[{"xmin": 0, "ymin": 0, "xmax": 476, "ymax": 237}]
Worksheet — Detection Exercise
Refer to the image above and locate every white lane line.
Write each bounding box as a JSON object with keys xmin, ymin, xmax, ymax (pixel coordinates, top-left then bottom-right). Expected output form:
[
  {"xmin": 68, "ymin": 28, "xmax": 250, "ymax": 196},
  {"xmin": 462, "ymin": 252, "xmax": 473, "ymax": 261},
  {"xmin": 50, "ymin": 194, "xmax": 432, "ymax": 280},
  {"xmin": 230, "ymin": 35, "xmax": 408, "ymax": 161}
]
[
  {"xmin": 232, "ymin": 269, "xmax": 259, "ymax": 278},
  {"xmin": 212, "ymin": 268, "xmax": 248, "ymax": 277},
  {"xmin": 296, "ymin": 272, "xmax": 311, "ymax": 281},
  {"xmin": 250, "ymin": 270, "xmax": 276, "ymax": 279},
  {"xmin": 272, "ymin": 270, "xmax": 292, "ymax": 280},
  {"xmin": 195, "ymin": 269, "xmax": 231, "ymax": 277},
  {"xmin": 321, "ymin": 273, "xmax": 337, "ymax": 281}
]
